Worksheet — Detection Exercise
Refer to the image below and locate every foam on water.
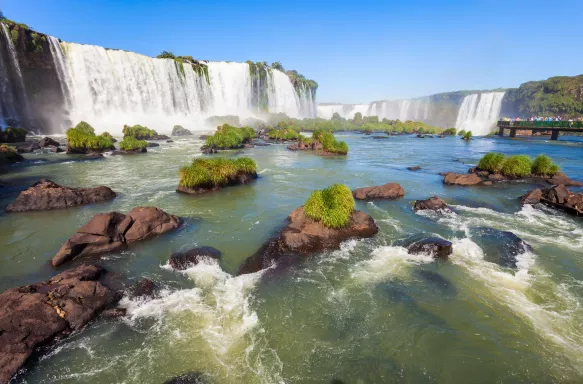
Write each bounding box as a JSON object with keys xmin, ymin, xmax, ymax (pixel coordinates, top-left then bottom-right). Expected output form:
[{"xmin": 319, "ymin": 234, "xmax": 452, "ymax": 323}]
[{"xmin": 351, "ymin": 245, "xmax": 435, "ymax": 282}]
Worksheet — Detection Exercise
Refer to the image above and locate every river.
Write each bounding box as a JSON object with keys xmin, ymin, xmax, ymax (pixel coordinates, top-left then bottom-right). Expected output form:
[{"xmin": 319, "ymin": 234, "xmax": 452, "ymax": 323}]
[{"xmin": 1, "ymin": 133, "xmax": 582, "ymax": 383}]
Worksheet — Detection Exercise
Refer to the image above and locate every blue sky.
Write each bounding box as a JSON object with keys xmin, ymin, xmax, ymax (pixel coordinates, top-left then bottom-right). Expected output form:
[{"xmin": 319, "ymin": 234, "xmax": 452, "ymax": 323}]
[{"xmin": 3, "ymin": 0, "xmax": 582, "ymax": 104}]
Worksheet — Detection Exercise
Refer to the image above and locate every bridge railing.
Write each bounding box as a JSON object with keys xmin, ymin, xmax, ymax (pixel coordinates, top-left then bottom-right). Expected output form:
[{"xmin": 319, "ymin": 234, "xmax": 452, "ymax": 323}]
[{"xmin": 497, "ymin": 120, "xmax": 583, "ymax": 128}]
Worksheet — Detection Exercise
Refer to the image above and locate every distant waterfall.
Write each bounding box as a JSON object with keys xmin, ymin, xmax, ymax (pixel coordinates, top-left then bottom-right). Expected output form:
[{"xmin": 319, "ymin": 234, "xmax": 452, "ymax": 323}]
[
  {"xmin": 455, "ymin": 92, "xmax": 505, "ymax": 136},
  {"xmin": 317, "ymin": 104, "xmax": 369, "ymax": 119},
  {"xmin": 47, "ymin": 36, "xmax": 73, "ymax": 111},
  {"xmin": 0, "ymin": 24, "xmax": 30, "ymax": 126},
  {"xmin": 326, "ymin": 98, "xmax": 431, "ymax": 122}
]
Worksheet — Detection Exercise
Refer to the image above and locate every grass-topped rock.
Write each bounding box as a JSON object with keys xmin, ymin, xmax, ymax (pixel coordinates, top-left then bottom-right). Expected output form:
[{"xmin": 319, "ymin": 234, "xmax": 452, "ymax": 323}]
[
  {"xmin": 172, "ymin": 125, "xmax": 192, "ymax": 136},
  {"xmin": 123, "ymin": 124, "xmax": 169, "ymax": 140},
  {"xmin": 287, "ymin": 129, "xmax": 348, "ymax": 155},
  {"xmin": 0, "ymin": 127, "xmax": 28, "ymax": 143},
  {"xmin": 239, "ymin": 184, "xmax": 378, "ymax": 274},
  {"xmin": 115, "ymin": 136, "xmax": 148, "ymax": 154},
  {"xmin": 0, "ymin": 144, "xmax": 25, "ymax": 165},
  {"xmin": 203, "ymin": 124, "xmax": 256, "ymax": 151},
  {"xmin": 177, "ymin": 157, "xmax": 258, "ymax": 195},
  {"xmin": 66, "ymin": 121, "xmax": 115, "ymax": 154}
]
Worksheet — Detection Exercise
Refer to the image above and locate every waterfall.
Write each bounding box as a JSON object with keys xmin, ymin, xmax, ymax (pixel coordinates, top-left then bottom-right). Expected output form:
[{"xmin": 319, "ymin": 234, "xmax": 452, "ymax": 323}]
[
  {"xmin": 267, "ymin": 69, "xmax": 301, "ymax": 117},
  {"xmin": 0, "ymin": 24, "xmax": 30, "ymax": 126},
  {"xmin": 47, "ymin": 36, "xmax": 73, "ymax": 111},
  {"xmin": 455, "ymin": 92, "xmax": 505, "ymax": 136}
]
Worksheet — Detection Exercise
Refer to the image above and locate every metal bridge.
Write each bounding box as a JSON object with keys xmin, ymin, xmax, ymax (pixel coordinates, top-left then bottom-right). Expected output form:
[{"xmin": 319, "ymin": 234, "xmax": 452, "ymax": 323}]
[{"xmin": 497, "ymin": 120, "xmax": 583, "ymax": 140}]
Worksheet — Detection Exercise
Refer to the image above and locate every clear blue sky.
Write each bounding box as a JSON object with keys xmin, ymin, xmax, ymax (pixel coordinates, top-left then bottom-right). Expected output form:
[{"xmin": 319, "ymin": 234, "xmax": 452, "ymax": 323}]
[{"xmin": 3, "ymin": 0, "xmax": 582, "ymax": 104}]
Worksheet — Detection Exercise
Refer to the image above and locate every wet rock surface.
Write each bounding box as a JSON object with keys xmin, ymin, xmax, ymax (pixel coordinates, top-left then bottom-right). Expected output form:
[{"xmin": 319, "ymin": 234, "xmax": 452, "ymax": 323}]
[
  {"xmin": 0, "ymin": 264, "xmax": 120, "ymax": 384},
  {"xmin": 352, "ymin": 182, "xmax": 405, "ymax": 200},
  {"xmin": 169, "ymin": 246, "xmax": 222, "ymax": 270},
  {"xmin": 52, "ymin": 207, "xmax": 181, "ymax": 267},
  {"xmin": 443, "ymin": 173, "xmax": 482, "ymax": 186},
  {"xmin": 399, "ymin": 234, "xmax": 453, "ymax": 260},
  {"xmin": 472, "ymin": 227, "xmax": 532, "ymax": 269},
  {"xmin": 239, "ymin": 207, "xmax": 378, "ymax": 274},
  {"xmin": 5, "ymin": 179, "xmax": 116, "ymax": 212},
  {"xmin": 413, "ymin": 196, "xmax": 452, "ymax": 213}
]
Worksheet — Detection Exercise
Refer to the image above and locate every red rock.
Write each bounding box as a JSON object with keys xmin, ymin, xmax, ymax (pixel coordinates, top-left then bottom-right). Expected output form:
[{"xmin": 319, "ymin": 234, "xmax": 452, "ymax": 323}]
[
  {"xmin": 352, "ymin": 182, "xmax": 405, "ymax": 200},
  {"xmin": 546, "ymin": 172, "xmax": 583, "ymax": 187},
  {"xmin": 443, "ymin": 173, "xmax": 482, "ymax": 186},
  {"xmin": 520, "ymin": 189, "xmax": 542, "ymax": 205},
  {"xmin": 413, "ymin": 196, "xmax": 452, "ymax": 213}
]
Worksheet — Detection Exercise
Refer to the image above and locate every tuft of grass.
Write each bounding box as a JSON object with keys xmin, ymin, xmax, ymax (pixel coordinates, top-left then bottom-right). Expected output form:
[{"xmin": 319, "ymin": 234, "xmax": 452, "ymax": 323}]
[
  {"xmin": 66, "ymin": 121, "xmax": 113, "ymax": 150},
  {"xmin": 119, "ymin": 136, "xmax": 147, "ymax": 151},
  {"xmin": 458, "ymin": 129, "xmax": 467, "ymax": 136},
  {"xmin": 463, "ymin": 131, "xmax": 473, "ymax": 140},
  {"xmin": 312, "ymin": 129, "xmax": 349, "ymax": 154},
  {"xmin": 500, "ymin": 155, "xmax": 533, "ymax": 177},
  {"xmin": 268, "ymin": 128, "xmax": 299, "ymax": 141},
  {"xmin": 100, "ymin": 131, "xmax": 113, "ymax": 139},
  {"xmin": 477, "ymin": 152, "xmax": 506, "ymax": 172},
  {"xmin": 304, "ymin": 184, "xmax": 355, "ymax": 228},
  {"xmin": 531, "ymin": 154, "xmax": 560, "ymax": 176},
  {"xmin": 443, "ymin": 128, "xmax": 457, "ymax": 135},
  {"xmin": 206, "ymin": 124, "xmax": 255, "ymax": 149},
  {"xmin": 179, "ymin": 157, "xmax": 257, "ymax": 189},
  {"xmin": 122, "ymin": 124, "xmax": 157, "ymax": 139}
]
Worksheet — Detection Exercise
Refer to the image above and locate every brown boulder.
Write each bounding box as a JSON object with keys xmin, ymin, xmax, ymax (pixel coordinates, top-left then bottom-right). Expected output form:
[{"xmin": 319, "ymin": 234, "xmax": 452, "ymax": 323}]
[
  {"xmin": 402, "ymin": 236, "xmax": 453, "ymax": 260},
  {"xmin": 488, "ymin": 173, "xmax": 506, "ymax": 181},
  {"xmin": 546, "ymin": 172, "xmax": 583, "ymax": 187},
  {"xmin": 38, "ymin": 137, "xmax": 60, "ymax": 147},
  {"xmin": 520, "ymin": 189, "xmax": 542, "ymax": 205},
  {"xmin": 352, "ymin": 182, "xmax": 405, "ymax": 200},
  {"xmin": 52, "ymin": 207, "xmax": 180, "ymax": 267},
  {"xmin": 132, "ymin": 278, "xmax": 156, "ymax": 298},
  {"xmin": 169, "ymin": 247, "xmax": 222, "ymax": 270},
  {"xmin": 0, "ymin": 264, "xmax": 119, "ymax": 384},
  {"xmin": 542, "ymin": 184, "xmax": 570, "ymax": 204},
  {"xmin": 413, "ymin": 196, "xmax": 452, "ymax": 213},
  {"xmin": 5, "ymin": 179, "xmax": 116, "ymax": 213},
  {"xmin": 443, "ymin": 173, "xmax": 482, "ymax": 186},
  {"xmin": 239, "ymin": 207, "xmax": 378, "ymax": 274}
]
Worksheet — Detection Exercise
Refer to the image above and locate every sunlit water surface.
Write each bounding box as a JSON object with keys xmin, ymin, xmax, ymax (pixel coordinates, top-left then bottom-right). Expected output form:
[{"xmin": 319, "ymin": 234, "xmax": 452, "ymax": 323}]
[{"xmin": 1, "ymin": 133, "xmax": 582, "ymax": 383}]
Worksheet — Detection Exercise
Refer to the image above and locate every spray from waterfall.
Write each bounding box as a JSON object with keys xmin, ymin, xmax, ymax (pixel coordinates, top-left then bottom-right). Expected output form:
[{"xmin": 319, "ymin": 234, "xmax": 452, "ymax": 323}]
[{"xmin": 455, "ymin": 92, "xmax": 505, "ymax": 136}]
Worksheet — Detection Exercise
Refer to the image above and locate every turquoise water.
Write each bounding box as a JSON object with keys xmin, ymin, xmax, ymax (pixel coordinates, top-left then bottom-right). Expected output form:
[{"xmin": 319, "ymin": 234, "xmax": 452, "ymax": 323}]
[{"xmin": 1, "ymin": 133, "xmax": 582, "ymax": 383}]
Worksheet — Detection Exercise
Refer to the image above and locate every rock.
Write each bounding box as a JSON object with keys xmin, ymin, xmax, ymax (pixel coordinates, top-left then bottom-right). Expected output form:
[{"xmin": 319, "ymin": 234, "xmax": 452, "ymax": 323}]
[
  {"xmin": 520, "ymin": 189, "xmax": 542, "ymax": 205},
  {"xmin": 52, "ymin": 207, "xmax": 181, "ymax": 267},
  {"xmin": 287, "ymin": 140, "xmax": 324, "ymax": 151},
  {"xmin": 444, "ymin": 173, "xmax": 482, "ymax": 186},
  {"xmin": 176, "ymin": 172, "xmax": 257, "ymax": 195},
  {"xmin": 150, "ymin": 134, "xmax": 171, "ymax": 141},
  {"xmin": 199, "ymin": 135, "xmax": 209, "ymax": 140},
  {"xmin": 0, "ymin": 145, "xmax": 25, "ymax": 164},
  {"xmin": 239, "ymin": 207, "xmax": 378, "ymax": 274},
  {"xmin": 67, "ymin": 144, "xmax": 114, "ymax": 155},
  {"xmin": 5, "ymin": 179, "xmax": 116, "ymax": 213},
  {"xmin": 16, "ymin": 142, "xmax": 40, "ymax": 153},
  {"xmin": 413, "ymin": 196, "xmax": 452, "ymax": 213},
  {"xmin": 101, "ymin": 308, "xmax": 127, "ymax": 318},
  {"xmin": 201, "ymin": 146, "xmax": 218, "ymax": 154},
  {"xmin": 172, "ymin": 126, "xmax": 193, "ymax": 136},
  {"xmin": 85, "ymin": 151, "xmax": 104, "ymax": 158},
  {"xmin": 38, "ymin": 137, "xmax": 60, "ymax": 147},
  {"xmin": 472, "ymin": 227, "xmax": 532, "ymax": 268},
  {"xmin": 352, "ymin": 182, "xmax": 405, "ymax": 200},
  {"xmin": 372, "ymin": 136, "xmax": 389, "ymax": 140},
  {"xmin": 401, "ymin": 235, "xmax": 453, "ymax": 260},
  {"xmin": 407, "ymin": 166, "xmax": 421, "ymax": 171},
  {"xmin": 482, "ymin": 181, "xmax": 493, "ymax": 186},
  {"xmin": 542, "ymin": 184, "xmax": 570, "ymax": 204},
  {"xmin": 244, "ymin": 143, "xmax": 255, "ymax": 148},
  {"xmin": 169, "ymin": 247, "xmax": 222, "ymax": 270},
  {"xmin": 50, "ymin": 146, "xmax": 64, "ymax": 153},
  {"xmin": 147, "ymin": 142, "xmax": 160, "ymax": 147},
  {"xmin": 488, "ymin": 173, "xmax": 506, "ymax": 181},
  {"xmin": 166, "ymin": 139, "xmax": 174, "ymax": 143},
  {"xmin": 163, "ymin": 372, "xmax": 208, "ymax": 384},
  {"xmin": 0, "ymin": 264, "xmax": 119, "ymax": 384},
  {"xmin": 546, "ymin": 172, "xmax": 583, "ymax": 187},
  {"xmin": 132, "ymin": 278, "xmax": 156, "ymax": 298},
  {"xmin": 111, "ymin": 148, "xmax": 147, "ymax": 155}
]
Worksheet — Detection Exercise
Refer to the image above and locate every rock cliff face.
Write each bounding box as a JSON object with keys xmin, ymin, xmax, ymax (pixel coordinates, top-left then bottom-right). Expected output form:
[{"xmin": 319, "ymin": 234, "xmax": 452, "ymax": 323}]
[{"xmin": 0, "ymin": 22, "xmax": 66, "ymax": 133}]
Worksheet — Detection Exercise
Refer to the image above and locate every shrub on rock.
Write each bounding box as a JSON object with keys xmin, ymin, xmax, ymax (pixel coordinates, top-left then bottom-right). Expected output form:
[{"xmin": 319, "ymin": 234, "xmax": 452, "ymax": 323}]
[
  {"xmin": 0, "ymin": 144, "xmax": 24, "ymax": 164},
  {"xmin": 119, "ymin": 135, "xmax": 148, "ymax": 151},
  {"xmin": 531, "ymin": 154, "xmax": 560, "ymax": 176},
  {"xmin": 122, "ymin": 124, "xmax": 157, "ymax": 139},
  {"xmin": 312, "ymin": 130, "xmax": 349, "ymax": 155},
  {"xmin": 205, "ymin": 124, "xmax": 255, "ymax": 149},
  {"xmin": 305, "ymin": 184, "xmax": 355, "ymax": 229},
  {"xmin": 0, "ymin": 127, "xmax": 28, "ymax": 143},
  {"xmin": 477, "ymin": 152, "xmax": 506, "ymax": 172},
  {"xmin": 66, "ymin": 121, "xmax": 114, "ymax": 153},
  {"xmin": 500, "ymin": 155, "xmax": 532, "ymax": 178},
  {"xmin": 178, "ymin": 157, "xmax": 257, "ymax": 193}
]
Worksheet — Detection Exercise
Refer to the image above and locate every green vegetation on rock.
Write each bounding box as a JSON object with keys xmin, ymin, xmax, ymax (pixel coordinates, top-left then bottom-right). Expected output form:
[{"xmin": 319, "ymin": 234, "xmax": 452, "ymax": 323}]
[
  {"xmin": 312, "ymin": 130, "xmax": 349, "ymax": 154},
  {"xmin": 463, "ymin": 131, "xmax": 473, "ymax": 140},
  {"xmin": 66, "ymin": 121, "xmax": 113, "ymax": 151},
  {"xmin": 119, "ymin": 136, "xmax": 147, "ymax": 151},
  {"xmin": 0, "ymin": 127, "xmax": 28, "ymax": 143},
  {"xmin": 478, "ymin": 152, "xmax": 506, "ymax": 172},
  {"xmin": 304, "ymin": 184, "xmax": 355, "ymax": 229},
  {"xmin": 531, "ymin": 155, "xmax": 560, "ymax": 176},
  {"xmin": 500, "ymin": 155, "xmax": 533, "ymax": 178},
  {"xmin": 179, "ymin": 157, "xmax": 257, "ymax": 189},
  {"xmin": 268, "ymin": 127, "xmax": 300, "ymax": 141},
  {"xmin": 458, "ymin": 129, "xmax": 467, "ymax": 136},
  {"xmin": 0, "ymin": 144, "xmax": 23, "ymax": 164},
  {"xmin": 443, "ymin": 128, "xmax": 457, "ymax": 135},
  {"xmin": 206, "ymin": 124, "xmax": 255, "ymax": 149},
  {"xmin": 122, "ymin": 124, "xmax": 157, "ymax": 139}
]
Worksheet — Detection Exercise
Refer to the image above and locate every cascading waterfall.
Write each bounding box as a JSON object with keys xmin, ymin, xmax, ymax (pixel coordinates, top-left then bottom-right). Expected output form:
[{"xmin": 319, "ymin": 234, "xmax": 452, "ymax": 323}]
[
  {"xmin": 455, "ymin": 92, "xmax": 505, "ymax": 136},
  {"xmin": 58, "ymin": 42, "xmax": 315, "ymax": 133},
  {"xmin": 0, "ymin": 24, "xmax": 30, "ymax": 126},
  {"xmin": 47, "ymin": 36, "xmax": 73, "ymax": 112}
]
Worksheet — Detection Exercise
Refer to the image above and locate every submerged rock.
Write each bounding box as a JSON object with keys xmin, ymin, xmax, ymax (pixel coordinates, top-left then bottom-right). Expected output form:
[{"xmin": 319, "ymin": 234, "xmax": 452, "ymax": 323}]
[
  {"xmin": 5, "ymin": 179, "xmax": 116, "ymax": 213},
  {"xmin": 413, "ymin": 196, "xmax": 452, "ymax": 213},
  {"xmin": 132, "ymin": 278, "xmax": 156, "ymax": 298},
  {"xmin": 472, "ymin": 227, "xmax": 532, "ymax": 268},
  {"xmin": 399, "ymin": 235, "xmax": 453, "ymax": 260},
  {"xmin": 520, "ymin": 188, "xmax": 542, "ymax": 205},
  {"xmin": 111, "ymin": 148, "xmax": 147, "ymax": 155},
  {"xmin": 407, "ymin": 166, "xmax": 421, "ymax": 171},
  {"xmin": 352, "ymin": 182, "xmax": 405, "ymax": 200},
  {"xmin": 38, "ymin": 137, "xmax": 60, "ymax": 147},
  {"xmin": 0, "ymin": 264, "xmax": 120, "ymax": 384},
  {"xmin": 169, "ymin": 247, "xmax": 222, "ymax": 270},
  {"xmin": 150, "ymin": 134, "xmax": 171, "ymax": 141},
  {"xmin": 146, "ymin": 142, "xmax": 160, "ymax": 147},
  {"xmin": 52, "ymin": 206, "xmax": 181, "ymax": 267},
  {"xmin": 172, "ymin": 126, "xmax": 193, "ymax": 136},
  {"xmin": 163, "ymin": 372, "xmax": 209, "ymax": 384},
  {"xmin": 443, "ymin": 173, "xmax": 482, "ymax": 186},
  {"xmin": 239, "ymin": 207, "xmax": 378, "ymax": 274}
]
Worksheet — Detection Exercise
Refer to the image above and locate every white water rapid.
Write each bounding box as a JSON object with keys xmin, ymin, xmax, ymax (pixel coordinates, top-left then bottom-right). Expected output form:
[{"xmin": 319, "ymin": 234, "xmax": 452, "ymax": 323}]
[{"xmin": 455, "ymin": 92, "xmax": 505, "ymax": 136}]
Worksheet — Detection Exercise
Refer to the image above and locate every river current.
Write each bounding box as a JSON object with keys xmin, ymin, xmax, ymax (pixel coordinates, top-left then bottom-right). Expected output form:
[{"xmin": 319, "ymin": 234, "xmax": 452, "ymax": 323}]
[{"xmin": 1, "ymin": 133, "xmax": 582, "ymax": 383}]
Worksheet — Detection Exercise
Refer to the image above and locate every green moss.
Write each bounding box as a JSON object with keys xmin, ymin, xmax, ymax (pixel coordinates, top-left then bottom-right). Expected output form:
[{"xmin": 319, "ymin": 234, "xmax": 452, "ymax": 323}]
[
  {"xmin": 100, "ymin": 132, "xmax": 113, "ymax": 139},
  {"xmin": 156, "ymin": 51, "xmax": 175, "ymax": 59},
  {"xmin": 206, "ymin": 124, "xmax": 255, "ymax": 149},
  {"xmin": 268, "ymin": 128, "xmax": 299, "ymax": 141},
  {"xmin": 313, "ymin": 130, "xmax": 349, "ymax": 154},
  {"xmin": 67, "ymin": 121, "xmax": 113, "ymax": 150},
  {"xmin": 500, "ymin": 155, "xmax": 533, "ymax": 178},
  {"xmin": 0, "ymin": 144, "xmax": 22, "ymax": 164},
  {"xmin": 122, "ymin": 124, "xmax": 157, "ymax": 139},
  {"xmin": 179, "ymin": 157, "xmax": 257, "ymax": 189},
  {"xmin": 0, "ymin": 127, "xmax": 28, "ymax": 143},
  {"xmin": 119, "ymin": 136, "xmax": 147, "ymax": 151},
  {"xmin": 477, "ymin": 152, "xmax": 506, "ymax": 172},
  {"xmin": 10, "ymin": 28, "xmax": 18, "ymax": 43},
  {"xmin": 531, "ymin": 155, "xmax": 560, "ymax": 176},
  {"xmin": 304, "ymin": 184, "xmax": 355, "ymax": 229}
]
